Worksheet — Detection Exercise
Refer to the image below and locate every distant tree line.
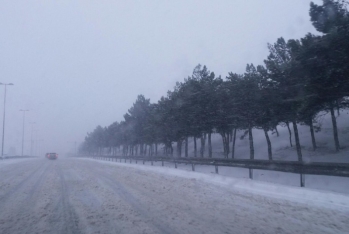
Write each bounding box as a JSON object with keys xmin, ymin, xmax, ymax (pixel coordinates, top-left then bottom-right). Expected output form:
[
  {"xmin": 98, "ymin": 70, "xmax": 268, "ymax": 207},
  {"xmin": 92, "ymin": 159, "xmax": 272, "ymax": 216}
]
[{"xmin": 80, "ymin": 0, "xmax": 349, "ymax": 162}]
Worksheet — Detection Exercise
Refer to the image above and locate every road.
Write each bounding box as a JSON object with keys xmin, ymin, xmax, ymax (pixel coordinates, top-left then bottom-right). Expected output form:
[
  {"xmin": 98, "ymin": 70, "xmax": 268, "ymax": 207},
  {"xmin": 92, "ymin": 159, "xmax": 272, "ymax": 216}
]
[{"xmin": 0, "ymin": 158, "xmax": 348, "ymax": 234}]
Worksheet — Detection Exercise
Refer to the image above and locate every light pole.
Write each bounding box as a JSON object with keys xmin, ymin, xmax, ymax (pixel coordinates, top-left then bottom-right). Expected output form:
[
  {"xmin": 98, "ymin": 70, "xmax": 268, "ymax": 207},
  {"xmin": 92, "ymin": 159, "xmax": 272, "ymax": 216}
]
[
  {"xmin": 30, "ymin": 122, "xmax": 36, "ymax": 156},
  {"xmin": 20, "ymin": 109, "xmax": 29, "ymax": 156},
  {"xmin": 0, "ymin": 83, "xmax": 14, "ymax": 158}
]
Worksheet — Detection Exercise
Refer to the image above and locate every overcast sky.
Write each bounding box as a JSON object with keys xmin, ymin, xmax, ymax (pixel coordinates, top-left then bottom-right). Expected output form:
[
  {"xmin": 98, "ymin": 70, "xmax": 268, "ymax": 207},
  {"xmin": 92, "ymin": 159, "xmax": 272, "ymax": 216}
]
[{"xmin": 0, "ymin": 0, "xmax": 322, "ymax": 155}]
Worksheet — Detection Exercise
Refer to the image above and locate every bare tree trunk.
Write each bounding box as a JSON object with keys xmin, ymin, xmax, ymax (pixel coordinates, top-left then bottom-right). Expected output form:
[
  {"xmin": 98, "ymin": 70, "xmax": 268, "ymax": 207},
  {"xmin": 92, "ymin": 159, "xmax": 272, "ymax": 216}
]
[
  {"xmin": 155, "ymin": 143, "xmax": 158, "ymax": 156},
  {"xmin": 292, "ymin": 120, "xmax": 302, "ymax": 161},
  {"xmin": 200, "ymin": 133, "xmax": 206, "ymax": 157},
  {"xmin": 208, "ymin": 132, "xmax": 212, "ymax": 158},
  {"xmin": 221, "ymin": 133, "xmax": 228, "ymax": 158},
  {"xmin": 275, "ymin": 126, "xmax": 279, "ymax": 137},
  {"xmin": 248, "ymin": 127, "xmax": 254, "ymax": 160},
  {"xmin": 170, "ymin": 144, "xmax": 173, "ymax": 157},
  {"xmin": 194, "ymin": 137, "xmax": 197, "ymax": 157},
  {"xmin": 336, "ymin": 99, "xmax": 340, "ymax": 116},
  {"xmin": 309, "ymin": 118, "xmax": 317, "ymax": 151},
  {"xmin": 286, "ymin": 121, "xmax": 293, "ymax": 147},
  {"xmin": 221, "ymin": 134, "xmax": 225, "ymax": 156},
  {"xmin": 330, "ymin": 102, "xmax": 340, "ymax": 152},
  {"xmin": 264, "ymin": 128, "xmax": 272, "ymax": 160},
  {"xmin": 177, "ymin": 140, "xmax": 182, "ymax": 158},
  {"xmin": 226, "ymin": 134, "xmax": 229, "ymax": 158},
  {"xmin": 185, "ymin": 137, "xmax": 188, "ymax": 157},
  {"xmin": 231, "ymin": 128, "xmax": 237, "ymax": 159}
]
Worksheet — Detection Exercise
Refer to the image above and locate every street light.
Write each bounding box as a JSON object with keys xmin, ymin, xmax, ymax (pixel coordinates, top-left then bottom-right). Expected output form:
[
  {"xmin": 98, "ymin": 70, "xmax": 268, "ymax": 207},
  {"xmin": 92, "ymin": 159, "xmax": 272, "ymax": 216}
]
[
  {"xmin": 30, "ymin": 122, "xmax": 36, "ymax": 156},
  {"xmin": 20, "ymin": 109, "xmax": 29, "ymax": 156},
  {"xmin": 0, "ymin": 83, "xmax": 14, "ymax": 158}
]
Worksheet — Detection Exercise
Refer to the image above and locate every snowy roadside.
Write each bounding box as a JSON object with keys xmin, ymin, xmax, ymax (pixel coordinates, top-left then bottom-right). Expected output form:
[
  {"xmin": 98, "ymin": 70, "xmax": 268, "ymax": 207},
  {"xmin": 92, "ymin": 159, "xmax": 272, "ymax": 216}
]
[
  {"xmin": 0, "ymin": 158, "xmax": 37, "ymax": 169},
  {"xmin": 80, "ymin": 158, "xmax": 349, "ymax": 213}
]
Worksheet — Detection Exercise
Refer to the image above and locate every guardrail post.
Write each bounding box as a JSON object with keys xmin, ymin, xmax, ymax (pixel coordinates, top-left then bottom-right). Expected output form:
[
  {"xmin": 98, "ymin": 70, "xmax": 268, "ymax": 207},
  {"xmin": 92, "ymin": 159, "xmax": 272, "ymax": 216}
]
[
  {"xmin": 136, "ymin": 160, "xmax": 138, "ymax": 164},
  {"xmin": 300, "ymin": 174, "xmax": 305, "ymax": 187},
  {"xmin": 124, "ymin": 158, "xmax": 126, "ymax": 163},
  {"xmin": 151, "ymin": 160, "xmax": 153, "ymax": 166},
  {"xmin": 215, "ymin": 165, "xmax": 218, "ymax": 174},
  {"xmin": 143, "ymin": 160, "xmax": 145, "ymax": 165},
  {"xmin": 162, "ymin": 160, "xmax": 164, "ymax": 167},
  {"xmin": 249, "ymin": 168, "xmax": 253, "ymax": 180},
  {"xmin": 192, "ymin": 163, "xmax": 195, "ymax": 171},
  {"xmin": 130, "ymin": 159, "xmax": 132, "ymax": 164},
  {"xmin": 175, "ymin": 161, "xmax": 177, "ymax": 169}
]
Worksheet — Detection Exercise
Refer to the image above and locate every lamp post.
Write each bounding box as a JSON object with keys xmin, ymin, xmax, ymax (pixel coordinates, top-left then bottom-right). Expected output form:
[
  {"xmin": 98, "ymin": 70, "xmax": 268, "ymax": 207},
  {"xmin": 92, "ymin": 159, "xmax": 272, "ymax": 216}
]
[
  {"xmin": 0, "ymin": 83, "xmax": 14, "ymax": 158},
  {"xmin": 20, "ymin": 109, "xmax": 29, "ymax": 156},
  {"xmin": 30, "ymin": 122, "xmax": 36, "ymax": 156}
]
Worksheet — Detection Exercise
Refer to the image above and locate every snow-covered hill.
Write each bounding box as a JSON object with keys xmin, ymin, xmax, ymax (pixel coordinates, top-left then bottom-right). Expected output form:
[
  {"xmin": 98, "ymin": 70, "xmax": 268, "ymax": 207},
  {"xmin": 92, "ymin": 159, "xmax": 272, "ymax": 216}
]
[{"xmin": 186, "ymin": 111, "xmax": 349, "ymax": 163}]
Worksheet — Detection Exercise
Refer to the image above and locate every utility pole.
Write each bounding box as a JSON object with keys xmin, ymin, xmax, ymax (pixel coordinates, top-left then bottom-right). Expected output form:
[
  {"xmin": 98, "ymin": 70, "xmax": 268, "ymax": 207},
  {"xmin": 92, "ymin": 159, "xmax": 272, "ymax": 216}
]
[
  {"xmin": 20, "ymin": 109, "xmax": 29, "ymax": 156},
  {"xmin": 0, "ymin": 83, "xmax": 14, "ymax": 158},
  {"xmin": 30, "ymin": 122, "xmax": 36, "ymax": 156}
]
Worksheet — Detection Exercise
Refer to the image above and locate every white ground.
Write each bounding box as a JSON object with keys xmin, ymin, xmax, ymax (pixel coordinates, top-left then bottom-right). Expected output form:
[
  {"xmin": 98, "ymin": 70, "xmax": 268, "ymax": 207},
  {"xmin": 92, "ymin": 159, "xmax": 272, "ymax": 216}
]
[
  {"xmin": 184, "ymin": 110, "xmax": 349, "ymax": 162},
  {"xmin": 116, "ymin": 158, "xmax": 349, "ymax": 195},
  {"xmin": 103, "ymin": 111, "xmax": 349, "ymax": 194},
  {"xmin": 0, "ymin": 157, "xmax": 348, "ymax": 234}
]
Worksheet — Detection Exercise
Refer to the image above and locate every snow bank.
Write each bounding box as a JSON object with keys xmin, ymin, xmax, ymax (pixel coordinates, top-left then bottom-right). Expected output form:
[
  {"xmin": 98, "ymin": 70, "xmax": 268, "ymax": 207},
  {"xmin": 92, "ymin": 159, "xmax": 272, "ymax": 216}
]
[
  {"xmin": 82, "ymin": 158, "xmax": 349, "ymax": 213},
  {"xmin": 0, "ymin": 158, "xmax": 37, "ymax": 169}
]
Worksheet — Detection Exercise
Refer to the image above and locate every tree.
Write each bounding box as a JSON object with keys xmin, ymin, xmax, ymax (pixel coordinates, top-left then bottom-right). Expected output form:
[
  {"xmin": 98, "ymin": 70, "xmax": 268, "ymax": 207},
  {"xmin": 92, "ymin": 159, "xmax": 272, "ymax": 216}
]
[
  {"xmin": 264, "ymin": 38, "xmax": 304, "ymax": 161},
  {"xmin": 306, "ymin": 0, "xmax": 349, "ymax": 151}
]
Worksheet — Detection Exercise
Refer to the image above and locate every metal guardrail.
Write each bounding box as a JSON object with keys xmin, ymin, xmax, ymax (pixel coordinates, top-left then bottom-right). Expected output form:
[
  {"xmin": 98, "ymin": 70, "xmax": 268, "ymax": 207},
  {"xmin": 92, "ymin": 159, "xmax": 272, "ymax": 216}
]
[{"xmin": 79, "ymin": 155, "xmax": 349, "ymax": 187}]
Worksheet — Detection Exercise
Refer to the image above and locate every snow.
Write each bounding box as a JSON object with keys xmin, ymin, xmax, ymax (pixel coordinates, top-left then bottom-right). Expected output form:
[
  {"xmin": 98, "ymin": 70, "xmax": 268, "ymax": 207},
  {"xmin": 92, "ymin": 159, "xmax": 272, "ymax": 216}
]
[
  {"xmin": 180, "ymin": 110, "xmax": 349, "ymax": 163},
  {"xmin": 1, "ymin": 158, "xmax": 348, "ymax": 233},
  {"xmin": 83, "ymin": 158, "xmax": 349, "ymax": 213},
  {"xmin": 89, "ymin": 156, "xmax": 349, "ymax": 194},
  {"xmin": 105, "ymin": 110, "xmax": 349, "ymax": 194},
  {"xmin": 0, "ymin": 158, "xmax": 34, "ymax": 169}
]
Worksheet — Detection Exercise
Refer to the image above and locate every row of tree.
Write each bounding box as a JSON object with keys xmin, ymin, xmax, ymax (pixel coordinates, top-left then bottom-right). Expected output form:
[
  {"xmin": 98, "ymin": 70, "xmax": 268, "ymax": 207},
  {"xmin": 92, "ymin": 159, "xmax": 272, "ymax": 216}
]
[{"xmin": 80, "ymin": 0, "xmax": 349, "ymax": 162}]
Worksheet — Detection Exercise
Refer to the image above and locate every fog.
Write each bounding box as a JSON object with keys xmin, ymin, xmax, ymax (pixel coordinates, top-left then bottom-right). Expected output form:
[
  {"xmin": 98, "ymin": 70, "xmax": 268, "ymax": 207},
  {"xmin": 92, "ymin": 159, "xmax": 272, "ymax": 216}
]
[{"xmin": 0, "ymin": 0, "xmax": 321, "ymax": 155}]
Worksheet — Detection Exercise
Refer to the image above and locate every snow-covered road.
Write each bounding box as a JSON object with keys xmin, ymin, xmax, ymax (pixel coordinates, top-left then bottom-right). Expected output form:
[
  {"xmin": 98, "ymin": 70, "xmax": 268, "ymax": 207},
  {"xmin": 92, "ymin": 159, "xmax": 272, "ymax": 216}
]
[{"xmin": 0, "ymin": 158, "xmax": 348, "ymax": 234}]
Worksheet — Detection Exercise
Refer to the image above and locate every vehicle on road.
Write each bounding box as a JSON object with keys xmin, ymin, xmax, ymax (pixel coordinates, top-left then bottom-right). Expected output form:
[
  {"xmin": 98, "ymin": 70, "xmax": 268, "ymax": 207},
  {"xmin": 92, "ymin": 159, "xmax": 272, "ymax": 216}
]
[{"xmin": 46, "ymin": 153, "xmax": 58, "ymax": 160}]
